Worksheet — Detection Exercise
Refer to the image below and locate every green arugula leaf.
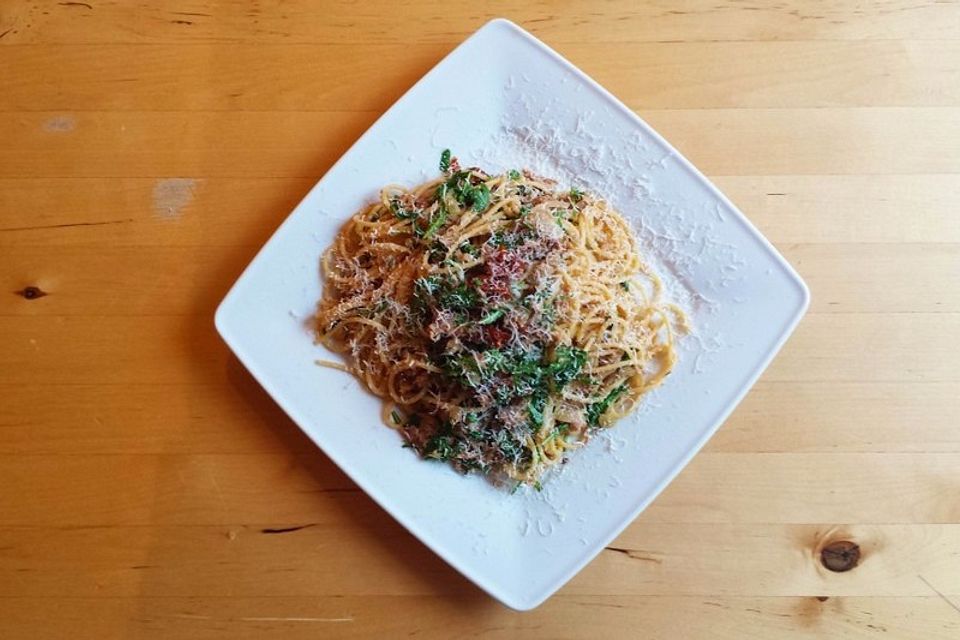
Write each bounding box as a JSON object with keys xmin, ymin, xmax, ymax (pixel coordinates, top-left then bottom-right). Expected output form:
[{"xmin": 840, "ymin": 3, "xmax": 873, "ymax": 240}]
[
  {"xmin": 444, "ymin": 171, "xmax": 491, "ymax": 212},
  {"xmin": 435, "ymin": 180, "xmax": 449, "ymax": 202},
  {"xmin": 423, "ymin": 207, "xmax": 447, "ymax": 240},
  {"xmin": 470, "ymin": 183, "xmax": 491, "ymax": 211}
]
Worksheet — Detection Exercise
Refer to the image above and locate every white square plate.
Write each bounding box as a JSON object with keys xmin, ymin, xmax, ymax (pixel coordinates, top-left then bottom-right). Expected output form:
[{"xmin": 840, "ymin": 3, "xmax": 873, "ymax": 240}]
[{"xmin": 215, "ymin": 19, "xmax": 809, "ymax": 610}]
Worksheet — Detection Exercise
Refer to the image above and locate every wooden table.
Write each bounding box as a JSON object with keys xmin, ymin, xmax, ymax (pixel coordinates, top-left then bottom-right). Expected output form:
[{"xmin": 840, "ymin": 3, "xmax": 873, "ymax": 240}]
[{"xmin": 2, "ymin": 1, "xmax": 959, "ymax": 637}]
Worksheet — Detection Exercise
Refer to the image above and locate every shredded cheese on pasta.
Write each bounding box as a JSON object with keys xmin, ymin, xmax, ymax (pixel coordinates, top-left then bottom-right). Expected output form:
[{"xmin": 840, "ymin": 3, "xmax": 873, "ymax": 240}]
[{"xmin": 317, "ymin": 151, "xmax": 683, "ymax": 486}]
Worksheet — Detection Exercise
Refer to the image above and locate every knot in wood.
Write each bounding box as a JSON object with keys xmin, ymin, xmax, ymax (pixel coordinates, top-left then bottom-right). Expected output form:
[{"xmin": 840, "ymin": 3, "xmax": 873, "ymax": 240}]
[
  {"xmin": 18, "ymin": 286, "xmax": 47, "ymax": 300},
  {"xmin": 820, "ymin": 540, "xmax": 860, "ymax": 572}
]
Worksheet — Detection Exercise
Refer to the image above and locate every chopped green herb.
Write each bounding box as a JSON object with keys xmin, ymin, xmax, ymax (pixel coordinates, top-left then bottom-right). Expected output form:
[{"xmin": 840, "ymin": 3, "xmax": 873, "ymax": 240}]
[
  {"xmin": 620, "ymin": 281, "xmax": 630, "ymax": 291},
  {"xmin": 483, "ymin": 348, "xmax": 507, "ymax": 371},
  {"xmin": 488, "ymin": 228, "xmax": 532, "ymax": 250},
  {"xmin": 547, "ymin": 423, "xmax": 570, "ymax": 442},
  {"xmin": 423, "ymin": 205, "xmax": 447, "ymax": 240},
  {"xmin": 533, "ymin": 481, "xmax": 543, "ymax": 492},
  {"xmin": 444, "ymin": 171, "xmax": 491, "ymax": 212},
  {"xmin": 494, "ymin": 429, "xmax": 523, "ymax": 461},
  {"xmin": 425, "ymin": 436, "xmax": 456, "ymax": 460},
  {"xmin": 569, "ymin": 187, "xmax": 583, "ymax": 202},
  {"xmin": 441, "ymin": 353, "xmax": 480, "ymax": 386},
  {"xmin": 413, "ymin": 275, "xmax": 440, "ymax": 295},
  {"xmin": 413, "ymin": 274, "xmax": 478, "ymax": 319},
  {"xmin": 547, "ymin": 345, "xmax": 587, "ymax": 389},
  {"xmin": 391, "ymin": 409, "xmax": 402, "ymax": 425},
  {"xmin": 586, "ymin": 384, "xmax": 628, "ymax": 426},
  {"xmin": 478, "ymin": 308, "xmax": 505, "ymax": 325},
  {"xmin": 389, "ymin": 198, "xmax": 417, "ymax": 220},
  {"xmin": 435, "ymin": 180, "xmax": 449, "ymax": 203},
  {"xmin": 439, "ymin": 284, "xmax": 478, "ymax": 312},
  {"xmin": 424, "ymin": 422, "xmax": 457, "ymax": 460},
  {"xmin": 542, "ymin": 309, "xmax": 557, "ymax": 327},
  {"xmin": 508, "ymin": 169, "xmax": 522, "ymax": 181},
  {"xmin": 439, "ymin": 149, "xmax": 451, "ymax": 172},
  {"xmin": 528, "ymin": 393, "xmax": 546, "ymax": 429},
  {"xmin": 469, "ymin": 183, "xmax": 491, "ymax": 211}
]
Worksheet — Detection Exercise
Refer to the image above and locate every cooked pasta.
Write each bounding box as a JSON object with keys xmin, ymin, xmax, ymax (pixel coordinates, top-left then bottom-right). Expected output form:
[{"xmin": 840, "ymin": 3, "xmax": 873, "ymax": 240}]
[{"xmin": 316, "ymin": 150, "xmax": 682, "ymax": 486}]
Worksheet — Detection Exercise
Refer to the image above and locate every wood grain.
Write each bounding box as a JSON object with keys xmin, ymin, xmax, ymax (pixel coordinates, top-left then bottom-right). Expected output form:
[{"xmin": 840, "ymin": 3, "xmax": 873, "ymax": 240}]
[
  {"xmin": 0, "ymin": 596, "xmax": 958, "ymax": 640},
  {"xmin": 1, "ymin": 522, "xmax": 959, "ymax": 597},
  {"xmin": 2, "ymin": 1, "xmax": 960, "ymax": 638},
  {"xmin": 3, "ymin": 381, "xmax": 959, "ymax": 456},
  {"xmin": 3, "ymin": 109, "xmax": 960, "ymax": 177},
  {"xmin": 3, "ymin": 41, "xmax": 959, "ymax": 111},
  {"xmin": 2, "ymin": 596, "xmax": 960, "ymax": 640},
  {"xmin": 3, "ymin": 175, "xmax": 959, "ymax": 247},
  {"xmin": 2, "ymin": 452, "xmax": 960, "ymax": 526},
  {"xmin": 1, "ymin": 314, "xmax": 956, "ymax": 386},
  {"xmin": 4, "ymin": 0, "xmax": 958, "ymax": 44},
  {"xmin": 3, "ymin": 243, "xmax": 957, "ymax": 316}
]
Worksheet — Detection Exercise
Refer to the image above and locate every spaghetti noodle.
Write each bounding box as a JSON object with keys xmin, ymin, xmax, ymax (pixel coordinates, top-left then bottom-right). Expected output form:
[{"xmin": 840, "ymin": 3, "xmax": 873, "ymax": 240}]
[{"xmin": 317, "ymin": 150, "xmax": 682, "ymax": 486}]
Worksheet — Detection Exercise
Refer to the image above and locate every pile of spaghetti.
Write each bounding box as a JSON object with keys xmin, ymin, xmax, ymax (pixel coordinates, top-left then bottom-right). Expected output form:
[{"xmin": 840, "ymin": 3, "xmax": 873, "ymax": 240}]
[{"xmin": 317, "ymin": 150, "xmax": 681, "ymax": 487}]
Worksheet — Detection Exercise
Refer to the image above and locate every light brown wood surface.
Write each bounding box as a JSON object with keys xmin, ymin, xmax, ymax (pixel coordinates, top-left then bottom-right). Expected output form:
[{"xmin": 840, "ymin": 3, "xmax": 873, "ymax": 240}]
[{"xmin": 2, "ymin": 1, "xmax": 959, "ymax": 638}]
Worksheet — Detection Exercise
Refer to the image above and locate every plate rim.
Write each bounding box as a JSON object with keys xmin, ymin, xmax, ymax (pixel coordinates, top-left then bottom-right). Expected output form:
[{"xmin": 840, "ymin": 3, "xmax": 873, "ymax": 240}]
[{"xmin": 215, "ymin": 17, "xmax": 811, "ymax": 611}]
